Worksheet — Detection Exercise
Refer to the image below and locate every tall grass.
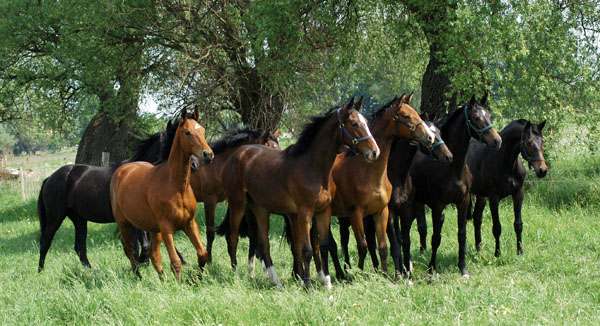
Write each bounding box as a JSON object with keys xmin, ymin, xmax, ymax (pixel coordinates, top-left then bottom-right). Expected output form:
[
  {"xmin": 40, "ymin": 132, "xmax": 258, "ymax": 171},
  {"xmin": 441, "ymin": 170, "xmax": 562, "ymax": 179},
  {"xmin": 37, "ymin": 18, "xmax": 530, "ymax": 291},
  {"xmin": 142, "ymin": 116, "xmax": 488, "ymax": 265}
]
[{"xmin": 0, "ymin": 143, "xmax": 599, "ymax": 325}]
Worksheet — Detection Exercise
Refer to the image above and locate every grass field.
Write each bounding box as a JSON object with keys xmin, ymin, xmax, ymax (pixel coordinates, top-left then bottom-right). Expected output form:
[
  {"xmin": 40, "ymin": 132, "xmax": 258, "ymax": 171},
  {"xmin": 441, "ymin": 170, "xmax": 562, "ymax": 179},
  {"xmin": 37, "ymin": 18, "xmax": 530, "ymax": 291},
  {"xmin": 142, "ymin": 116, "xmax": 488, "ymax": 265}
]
[{"xmin": 1, "ymin": 140, "xmax": 599, "ymax": 325}]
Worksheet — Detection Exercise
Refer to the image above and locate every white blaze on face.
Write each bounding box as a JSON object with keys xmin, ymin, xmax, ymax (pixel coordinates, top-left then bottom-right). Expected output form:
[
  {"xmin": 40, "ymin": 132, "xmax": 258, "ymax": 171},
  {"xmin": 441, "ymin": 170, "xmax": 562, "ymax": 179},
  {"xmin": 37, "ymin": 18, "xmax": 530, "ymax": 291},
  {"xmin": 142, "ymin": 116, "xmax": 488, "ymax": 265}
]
[
  {"xmin": 194, "ymin": 123, "xmax": 201, "ymax": 130},
  {"xmin": 357, "ymin": 112, "xmax": 380, "ymax": 155},
  {"xmin": 424, "ymin": 123, "xmax": 436, "ymax": 144}
]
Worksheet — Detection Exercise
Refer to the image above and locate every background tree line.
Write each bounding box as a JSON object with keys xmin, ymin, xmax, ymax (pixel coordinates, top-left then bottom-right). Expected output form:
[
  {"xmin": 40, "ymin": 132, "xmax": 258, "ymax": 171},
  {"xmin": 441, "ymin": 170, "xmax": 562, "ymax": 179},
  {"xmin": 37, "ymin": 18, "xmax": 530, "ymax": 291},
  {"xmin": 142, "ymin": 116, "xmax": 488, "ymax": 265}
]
[{"xmin": 0, "ymin": 0, "xmax": 598, "ymax": 162}]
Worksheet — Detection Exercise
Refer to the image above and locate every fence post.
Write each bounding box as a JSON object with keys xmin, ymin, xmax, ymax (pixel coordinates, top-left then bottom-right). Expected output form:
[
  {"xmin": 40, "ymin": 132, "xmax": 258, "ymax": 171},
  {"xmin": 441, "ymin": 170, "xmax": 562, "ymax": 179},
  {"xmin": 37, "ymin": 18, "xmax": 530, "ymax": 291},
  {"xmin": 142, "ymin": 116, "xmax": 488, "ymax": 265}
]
[
  {"xmin": 20, "ymin": 167, "xmax": 25, "ymax": 201},
  {"xmin": 101, "ymin": 152, "xmax": 110, "ymax": 167}
]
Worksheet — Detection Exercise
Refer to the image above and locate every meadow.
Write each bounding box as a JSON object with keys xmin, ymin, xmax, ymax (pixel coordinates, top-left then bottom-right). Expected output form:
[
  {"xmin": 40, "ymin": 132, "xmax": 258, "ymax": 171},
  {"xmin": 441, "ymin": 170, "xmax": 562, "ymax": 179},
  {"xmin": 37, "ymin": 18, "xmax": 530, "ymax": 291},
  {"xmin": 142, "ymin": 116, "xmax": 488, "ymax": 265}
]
[{"xmin": 0, "ymin": 131, "xmax": 599, "ymax": 325}]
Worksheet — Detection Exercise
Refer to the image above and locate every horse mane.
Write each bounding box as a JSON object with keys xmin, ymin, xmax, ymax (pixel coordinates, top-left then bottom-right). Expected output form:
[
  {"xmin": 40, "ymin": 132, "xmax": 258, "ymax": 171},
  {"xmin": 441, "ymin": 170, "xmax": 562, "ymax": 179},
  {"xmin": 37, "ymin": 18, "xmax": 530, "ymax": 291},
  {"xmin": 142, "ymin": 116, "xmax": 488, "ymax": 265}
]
[
  {"xmin": 128, "ymin": 132, "xmax": 162, "ymax": 163},
  {"xmin": 500, "ymin": 119, "xmax": 542, "ymax": 137},
  {"xmin": 283, "ymin": 106, "xmax": 339, "ymax": 158},
  {"xmin": 209, "ymin": 126, "xmax": 272, "ymax": 154},
  {"xmin": 369, "ymin": 97, "xmax": 397, "ymax": 128}
]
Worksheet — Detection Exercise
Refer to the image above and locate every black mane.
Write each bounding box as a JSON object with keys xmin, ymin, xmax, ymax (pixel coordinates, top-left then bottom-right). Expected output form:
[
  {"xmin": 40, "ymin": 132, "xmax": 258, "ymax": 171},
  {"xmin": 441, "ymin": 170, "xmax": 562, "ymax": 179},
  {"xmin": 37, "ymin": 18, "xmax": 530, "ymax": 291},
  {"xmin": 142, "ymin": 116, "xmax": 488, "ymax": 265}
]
[
  {"xmin": 369, "ymin": 97, "xmax": 398, "ymax": 128},
  {"xmin": 283, "ymin": 106, "xmax": 339, "ymax": 158},
  {"xmin": 209, "ymin": 127, "xmax": 273, "ymax": 154}
]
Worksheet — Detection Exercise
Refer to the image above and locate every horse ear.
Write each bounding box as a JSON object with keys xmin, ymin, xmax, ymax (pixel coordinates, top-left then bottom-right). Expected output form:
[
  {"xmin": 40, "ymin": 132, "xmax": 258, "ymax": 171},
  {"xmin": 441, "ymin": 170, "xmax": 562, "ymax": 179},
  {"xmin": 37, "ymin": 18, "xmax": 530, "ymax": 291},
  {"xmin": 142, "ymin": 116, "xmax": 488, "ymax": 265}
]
[
  {"xmin": 354, "ymin": 96, "xmax": 364, "ymax": 112},
  {"xmin": 481, "ymin": 91, "xmax": 488, "ymax": 105},
  {"xmin": 405, "ymin": 92, "xmax": 414, "ymax": 104},
  {"xmin": 524, "ymin": 120, "xmax": 533, "ymax": 136},
  {"xmin": 422, "ymin": 112, "xmax": 430, "ymax": 121},
  {"xmin": 193, "ymin": 106, "xmax": 200, "ymax": 121},
  {"xmin": 180, "ymin": 107, "xmax": 188, "ymax": 124},
  {"xmin": 538, "ymin": 120, "xmax": 546, "ymax": 132},
  {"xmin": 262, "ymin": 129, "xmax": 271, "ymax": 141},
  {"xmin": 469, "ymin": 95, "xmax": 476, "ymax": 106},
  {"xmin": 341, "ymin": 97, "xmax": 354, "ymax": 116},
  {"xmin": 272, "ymin": 128, "xmax": 280, "ymax": 138},
  {"xmin": 167, "ymin": 120, "xmax": 172, "ymax": 131}
]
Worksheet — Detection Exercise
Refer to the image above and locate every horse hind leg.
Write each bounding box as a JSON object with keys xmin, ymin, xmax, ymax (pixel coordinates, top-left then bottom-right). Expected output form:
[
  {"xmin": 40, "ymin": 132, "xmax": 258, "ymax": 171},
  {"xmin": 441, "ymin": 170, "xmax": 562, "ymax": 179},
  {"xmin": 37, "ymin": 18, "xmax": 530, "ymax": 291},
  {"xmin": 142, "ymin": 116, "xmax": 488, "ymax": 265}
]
[
  {"xmin": 69, "ymin": 215, "xmax": 91, "ymax": 267},
  {"xmin": 373, "ymin": 207, "xmax": 390, "ymax": 275},
  {"xmin": 117, "ymin": 221, "xmax": 141, "ymax": 278},
  {"xmin": 204, "ymin": 200, "xmax": 217, "ymax": 263},
  {"xmin": 513, "ymin": 187, "xmax": 525, "ymax": 255},
  {"xmin": 364, "ymin": 215, "xmax": 379, "ymax": 270},
  {"xmin": 38, "ymin": 215, "xmax": 66, "ymax": 272},
  {"xmin": 252, "ymin": 206, "xmax": 282, "ymax": 287},
  {"xmin": 314, "ymin": 208, "xmax": 333, "ymax": 291},
  {"xmin": 489, "ymin": 197, "xmax": 502, "ymax": 257},
  {"xmin": 472, "ymin": 196, "xmax": 488, "ymax": 252}
]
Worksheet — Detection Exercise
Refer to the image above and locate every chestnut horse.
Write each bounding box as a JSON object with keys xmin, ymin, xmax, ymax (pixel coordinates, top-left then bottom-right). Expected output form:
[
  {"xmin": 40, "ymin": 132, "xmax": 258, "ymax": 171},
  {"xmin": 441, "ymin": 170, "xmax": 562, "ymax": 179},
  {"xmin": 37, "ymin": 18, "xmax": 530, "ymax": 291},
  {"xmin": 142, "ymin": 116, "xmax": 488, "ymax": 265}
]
[
  {"xmin": 467, "ymin": 119, "xmax": 547, "ymax": 256},
  {"xmin": 408, "ymin": 94, "xmax": 501, "ymax": 277},
  {"xmin": 221, "ymin": 98, "xmax": 379, "ymax": 288},
  {"xmin": 110, "ymin": 107, "xmax": 214, "ymax": 280},
  {"xmin": 36, "ymin": 116, "xmax": 195, "ymax": 271},
  {"xmin": 312, "ymin": 93, "xmax": 435, "ymax": 284},
  {"xmin": 191, "ymin": 127, "xmax": 280, "ymax": 263},
  {"xmin": 346, "ymin": 116, "xmax": 453, "ymax": 279}
]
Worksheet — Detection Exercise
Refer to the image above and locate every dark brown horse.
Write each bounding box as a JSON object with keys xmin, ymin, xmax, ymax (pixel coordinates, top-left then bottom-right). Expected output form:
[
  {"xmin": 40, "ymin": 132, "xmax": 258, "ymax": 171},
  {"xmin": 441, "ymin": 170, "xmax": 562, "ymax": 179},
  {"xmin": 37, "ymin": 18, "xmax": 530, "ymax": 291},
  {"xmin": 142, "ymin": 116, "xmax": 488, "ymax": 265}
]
[
  {"xmin": 312, "ymin": 93, "xmax": 434, "ymax": 285},
  {"xmin": 467, "ymin": 119, "xmax": 547, "ymax": 256},
  {"xmin": 110, "ymin": 107, "xmax": 214, "ymax": 280},
  {"xmin": 407, "ymin": 94, "xmax": 501, "ymax": 277},
  {"xmin": 221, "ymin": 98, "xmax": 379, "ymax": 288},
  {"xmin": 191, "ymin": 127, "xmax": 280, "ymax": 263},
  {"xmin": 36, "ymin": 115, "xmax": 194, "ymax": 271}
]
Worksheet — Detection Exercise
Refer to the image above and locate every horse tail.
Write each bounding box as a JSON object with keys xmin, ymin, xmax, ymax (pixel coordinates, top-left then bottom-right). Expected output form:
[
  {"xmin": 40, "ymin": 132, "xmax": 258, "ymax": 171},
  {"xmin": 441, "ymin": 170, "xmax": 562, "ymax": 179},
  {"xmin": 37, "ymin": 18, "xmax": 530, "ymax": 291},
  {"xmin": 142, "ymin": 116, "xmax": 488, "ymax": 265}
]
[
  {"xmin": 281, "ymin": 216, "xmax": 293, "ymax": 246},
  {"xmin": 37, "ymin": 178, "xmax": 48, "ymax": 235},
  {"xmin": 215, "ymin": 207, "xmax": 251, "ymax": 238}
]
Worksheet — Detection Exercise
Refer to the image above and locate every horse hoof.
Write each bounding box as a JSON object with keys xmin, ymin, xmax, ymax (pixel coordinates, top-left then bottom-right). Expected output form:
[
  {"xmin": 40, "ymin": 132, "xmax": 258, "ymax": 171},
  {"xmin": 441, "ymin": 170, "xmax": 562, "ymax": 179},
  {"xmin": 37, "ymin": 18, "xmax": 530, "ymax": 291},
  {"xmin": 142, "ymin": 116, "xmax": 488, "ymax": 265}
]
[
  {"xmin": 462, "ymin": 273, "xmax": 470, "ymax": 279},
  {"xmin": 406, "ymin": 279, "xmax": 414, "ymax": 286},
  {"xmin": 517, "ymin": 248, "xmax": 523, "ymax": 255}
]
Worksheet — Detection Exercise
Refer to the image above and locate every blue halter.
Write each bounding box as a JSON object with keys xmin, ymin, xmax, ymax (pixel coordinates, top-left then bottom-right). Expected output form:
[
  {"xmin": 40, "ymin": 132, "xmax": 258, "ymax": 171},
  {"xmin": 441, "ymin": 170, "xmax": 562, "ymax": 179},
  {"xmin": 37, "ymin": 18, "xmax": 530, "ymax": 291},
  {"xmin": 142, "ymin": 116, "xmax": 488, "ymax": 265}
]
[
  {"xmin": 337, "ymin": 108, "xmax": 374, "ymax": 154},
  {"xmin": 415, "ymin": 140, "xmax": 445, "ymax": 157},
  {"xmin": 464, "ymin": 105, "xmax": 494, "ymax": 142},
  {"xmin": 520, "ymin": 127, "xmax": 545, "ymax": 170}
]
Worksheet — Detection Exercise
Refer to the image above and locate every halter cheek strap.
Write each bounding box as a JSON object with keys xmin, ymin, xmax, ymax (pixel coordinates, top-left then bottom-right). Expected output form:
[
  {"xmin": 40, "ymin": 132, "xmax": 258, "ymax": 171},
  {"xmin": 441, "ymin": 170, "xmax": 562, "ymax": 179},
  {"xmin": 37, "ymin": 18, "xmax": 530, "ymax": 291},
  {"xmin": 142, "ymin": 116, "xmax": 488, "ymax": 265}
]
[
  {"xmin": 388, "ymin": 105, "xmax": 425, "ymax": 139},
  {"xmin": 520, "ymin": 128, "xmax": 545, "ymax": 170},
  {"xmin": 337, "ymin": 108, "xmax": 373, "ymax": 154},
  {"xmin": 464, "ymin": 105, "xmax": 494, "ymax": 142}
]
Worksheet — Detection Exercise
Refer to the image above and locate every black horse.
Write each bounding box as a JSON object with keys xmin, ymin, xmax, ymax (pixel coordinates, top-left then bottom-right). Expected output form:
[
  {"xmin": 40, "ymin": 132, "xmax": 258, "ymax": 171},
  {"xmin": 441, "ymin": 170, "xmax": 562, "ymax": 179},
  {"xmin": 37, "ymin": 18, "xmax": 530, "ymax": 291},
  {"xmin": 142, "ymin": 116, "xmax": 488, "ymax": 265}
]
[
  {"xmin": 37, "ymin": 116, "xmax": 196, "ymax": 271},
  {"xmin": 467, "ymin": 119, "xmax": 547, "ymax": 257},
  {"xmin": 406, "ymin": 94, "xmax": 501, "ymax": 277}
]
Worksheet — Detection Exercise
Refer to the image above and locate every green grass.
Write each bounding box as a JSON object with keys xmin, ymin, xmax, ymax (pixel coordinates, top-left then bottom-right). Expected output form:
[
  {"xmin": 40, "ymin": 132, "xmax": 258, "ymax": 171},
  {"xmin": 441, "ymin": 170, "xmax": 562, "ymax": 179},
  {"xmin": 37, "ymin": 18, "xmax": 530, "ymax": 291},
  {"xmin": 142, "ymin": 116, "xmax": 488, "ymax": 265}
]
[{"xmin": 1, "ymin": 149, "xmax": 599, "ymax": 325}]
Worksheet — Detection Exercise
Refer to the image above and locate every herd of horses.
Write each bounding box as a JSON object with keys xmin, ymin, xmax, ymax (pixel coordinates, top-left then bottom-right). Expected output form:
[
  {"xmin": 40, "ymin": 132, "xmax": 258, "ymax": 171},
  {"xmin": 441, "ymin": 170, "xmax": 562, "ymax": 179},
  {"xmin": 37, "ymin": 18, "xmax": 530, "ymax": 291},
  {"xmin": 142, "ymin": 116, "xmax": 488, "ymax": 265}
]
[{"xmin": 36, "ymin": 93, "xmax": 547, "ymax": 289}]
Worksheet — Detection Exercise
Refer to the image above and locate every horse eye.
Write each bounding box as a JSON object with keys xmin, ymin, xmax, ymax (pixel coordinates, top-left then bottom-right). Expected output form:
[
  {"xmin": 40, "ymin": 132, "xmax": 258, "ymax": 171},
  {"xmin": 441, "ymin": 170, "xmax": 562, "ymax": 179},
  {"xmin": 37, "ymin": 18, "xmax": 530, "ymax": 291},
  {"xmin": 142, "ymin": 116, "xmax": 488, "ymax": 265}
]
[
  {"xmin": 404, "ymin": 115, "xmax": 410, "ymax": 119},
  {"xmin": 351, "ymin": 122, "xmax": 358, "ymax": 127},
  {"xmin": 474, "ymin": 117, "xmax": 480, "ymax": 121},
  {"xmin": 185, "ymin": 131, "xmax": 191, "ymax": 136}
]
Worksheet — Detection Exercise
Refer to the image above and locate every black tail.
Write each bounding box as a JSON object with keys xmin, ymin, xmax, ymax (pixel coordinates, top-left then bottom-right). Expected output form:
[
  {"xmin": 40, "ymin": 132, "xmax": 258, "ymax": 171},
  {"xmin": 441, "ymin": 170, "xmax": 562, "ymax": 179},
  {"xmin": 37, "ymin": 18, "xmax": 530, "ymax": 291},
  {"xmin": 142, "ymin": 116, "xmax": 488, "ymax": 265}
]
[
  {"xmin": 37, "ymin": 178, "xmax": 48, "ymax": 235},
  {"xmin": 215, "ymin": 207, "xmax": 252, "ymax": 238},
  {"xmin": 282, "ymin": 217, "xmax": 293, "ymax": 246}
]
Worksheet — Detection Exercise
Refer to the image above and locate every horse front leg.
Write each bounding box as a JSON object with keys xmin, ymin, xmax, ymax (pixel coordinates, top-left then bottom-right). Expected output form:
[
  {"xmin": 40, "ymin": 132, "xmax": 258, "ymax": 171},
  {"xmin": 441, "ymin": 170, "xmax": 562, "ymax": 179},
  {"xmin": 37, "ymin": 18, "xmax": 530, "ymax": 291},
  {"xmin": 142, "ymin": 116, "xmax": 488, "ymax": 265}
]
[
  {"xmin": 428, "ymin": 205, "xmax": 445, "ymax": 276},
  {"xmin": 149, "ymin": 232, "xmax": 163, "ymax": 277},
  {"xmin": 472, "ymin": 196, "xmax": 488, "ymax": 252},
  {"xmin": 348, "ymin": 209, "xmax": 368, "ymax": 270},
  {"xmin": 513, "ymin": 186, "xmax": 525, "ymax": 255},
  {"xmin": 457, "ymin": 197, "xmax": 470, "ymax": 277},
  {"xmin": 314, "ymin": 207, "xmax": 333, "ymax": 291},
  {"xmin": 183, "ymin": 217, "xmax": 209, "ymax": 272},
  {"xmin": 204, "ymin": 198, "xmax": 218, "ymax": 263},
  {"xmin": 489, "ymin": 197, "xmax": 502, "ymax": 257},
  {"xmin": 339, "ymin": 218, "xmax": 352, "ymax": 272},
  {"xmin": 160, "ymin": 225, "xmax": 183, "ymax": 281},
  {"xmin": 251, "ymin": 205, "xmax": 282, "ymax": 287},
  {"xmin": 387, "ymin": 203, "xmax": 404, "ymax": 280},
  {"xmin": 373, "ymin": 206, "xmax": 390, "ymax": 275},
  {"xmin": 294, "ymin": 209, "xmax": 314, "ymax": 288}
]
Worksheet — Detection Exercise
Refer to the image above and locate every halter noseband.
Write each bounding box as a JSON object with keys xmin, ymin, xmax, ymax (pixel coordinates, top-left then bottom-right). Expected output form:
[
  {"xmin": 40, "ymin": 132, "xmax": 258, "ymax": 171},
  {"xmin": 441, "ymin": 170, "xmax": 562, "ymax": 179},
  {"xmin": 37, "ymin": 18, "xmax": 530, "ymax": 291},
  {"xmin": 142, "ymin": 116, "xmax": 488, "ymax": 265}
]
[
  {"xmin": 464, "ymin": 105, "xmax": 494, "ymax": 142},
  {"xmin": 388, "ymin": 105, "xmax": 425, "ymax": 139},
  {"xmin": 520, "ymin": 127, "xmax": 545, "ymax": 170},
  {"xmin": 414, "ymin": 139, "xmax": 445, "ymax": 158},
  {"xmin": 337, "ymin": 108, "xmax": 373, "ymax": 154}
]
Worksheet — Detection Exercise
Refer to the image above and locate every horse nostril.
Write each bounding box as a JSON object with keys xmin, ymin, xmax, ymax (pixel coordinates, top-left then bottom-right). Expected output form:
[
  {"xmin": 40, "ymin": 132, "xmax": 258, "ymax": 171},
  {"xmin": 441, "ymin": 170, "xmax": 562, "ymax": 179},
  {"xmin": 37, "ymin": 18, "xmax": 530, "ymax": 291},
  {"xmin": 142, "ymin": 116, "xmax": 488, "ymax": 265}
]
[{"xmin": 445, "ymin": 154, "xmax": 453, "ymax": 163}]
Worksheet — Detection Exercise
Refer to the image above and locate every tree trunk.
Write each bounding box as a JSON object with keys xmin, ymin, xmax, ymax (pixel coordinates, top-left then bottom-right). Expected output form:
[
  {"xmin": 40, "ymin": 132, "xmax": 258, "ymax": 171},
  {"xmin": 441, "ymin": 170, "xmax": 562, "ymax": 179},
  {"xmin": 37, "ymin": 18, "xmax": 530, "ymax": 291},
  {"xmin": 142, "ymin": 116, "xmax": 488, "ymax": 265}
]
[
  {"xmin": 420, "ymin": 42, "xmax": 456, "ymax": 118},
  {"xmin": 75, "ymin": 43, "xmax": 142, "ymax": 165}
]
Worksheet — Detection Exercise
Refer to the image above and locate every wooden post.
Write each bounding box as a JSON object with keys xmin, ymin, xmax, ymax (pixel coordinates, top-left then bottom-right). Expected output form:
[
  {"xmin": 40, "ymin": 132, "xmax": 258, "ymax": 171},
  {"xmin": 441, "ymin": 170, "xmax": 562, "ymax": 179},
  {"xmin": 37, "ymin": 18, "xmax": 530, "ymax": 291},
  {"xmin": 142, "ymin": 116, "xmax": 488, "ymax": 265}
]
[
  {"xmin": 20, "ymin": 167, "xmax": 25, "ymax": 201},
  {"xmin": 101, "ymin": 152, "xmax": 110, "ymax": 167}
]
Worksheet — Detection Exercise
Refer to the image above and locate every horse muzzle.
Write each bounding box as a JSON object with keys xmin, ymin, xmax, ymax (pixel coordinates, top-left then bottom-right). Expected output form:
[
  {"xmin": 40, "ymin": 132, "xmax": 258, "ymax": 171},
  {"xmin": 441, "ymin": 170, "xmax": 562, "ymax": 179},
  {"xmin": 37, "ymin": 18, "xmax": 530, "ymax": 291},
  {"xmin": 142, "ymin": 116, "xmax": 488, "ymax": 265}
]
[{"xmin": 199, "ymin": 150, "xmax": 214, "ymax": 164}]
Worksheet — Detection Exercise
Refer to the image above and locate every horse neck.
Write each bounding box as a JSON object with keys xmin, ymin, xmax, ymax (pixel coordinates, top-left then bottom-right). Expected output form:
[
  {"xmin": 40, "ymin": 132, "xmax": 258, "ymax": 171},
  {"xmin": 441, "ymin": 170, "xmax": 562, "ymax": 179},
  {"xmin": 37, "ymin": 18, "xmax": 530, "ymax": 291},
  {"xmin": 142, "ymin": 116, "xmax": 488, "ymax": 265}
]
[
  {"xmin": 388, "ymin": 139, "xmax": 418, "ymax": 186},
  {"xmin": 367, "ymin": 117, "xmax": 397, "ymax": 180},
  {"xmin": 442, "ymin": 112, "xmax": 471, "ymax": 172},
  {"xmin": 165, "ymin": 131, "xmax": 192, "ymax": 192},
  {"xmin": 294, "ymin": 116, "xmax": 344, "ymax": 184},
  {"xmin": 499, "ymin": 124, "xmax": 524, "ymax": 171}
]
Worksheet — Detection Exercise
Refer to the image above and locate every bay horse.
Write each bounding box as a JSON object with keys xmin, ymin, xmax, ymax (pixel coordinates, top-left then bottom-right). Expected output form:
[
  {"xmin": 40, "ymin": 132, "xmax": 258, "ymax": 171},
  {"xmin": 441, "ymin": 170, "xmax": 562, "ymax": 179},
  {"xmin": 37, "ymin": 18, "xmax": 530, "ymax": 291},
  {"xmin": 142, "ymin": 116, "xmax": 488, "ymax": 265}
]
[
  {"xmin": 348, "ymin": 115, "xmax": 453, "ymax": 279},
  {"xmin": 37, "ymin": 114, "xmax": 196, "ymax": 271},
  {"xmin": 110, "ymin": 107, "xmax": 214, "ymax": 280},
  {"xmin": 467, "ymin": 119, "xmax": 547, "ymax": 257},
  {"xmin": 312, "ymin": 93, "xmax": 435, "ymax": 284},
  {"xmin": 221, "ymin": 97, "xmax": 379, "ymax": 288},
  {"xmin": 407, "ymin": 93, "xmax": 502, "ymax": 277},
  {"xmin": 191, "ymin": 127, "xmax": 280, "ymax": 263}
]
